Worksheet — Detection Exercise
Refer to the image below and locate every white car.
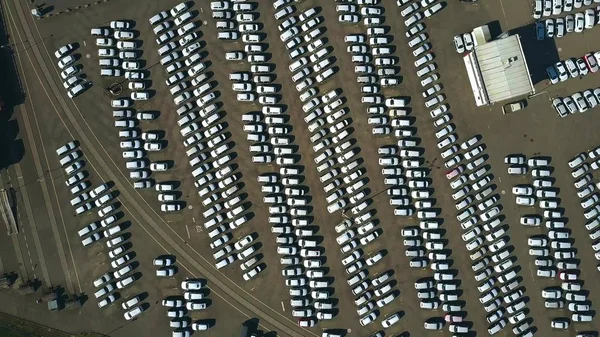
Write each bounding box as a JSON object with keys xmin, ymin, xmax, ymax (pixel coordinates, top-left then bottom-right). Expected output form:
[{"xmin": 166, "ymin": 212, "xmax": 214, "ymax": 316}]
[
  {"xmin": 360, "ymin": 311, "xmax": 378, "ymax": 326},
  {"xmin": 382, "ymin": 313, "xmax": 401, "ymax": 328},
  {"xmin": 55, "ymin": 43, "xmax": 76, "ymax": 58},
  {"xmin": 114, "ymin": 30, "xmax": 134, "ymax": 40},
  {"xmin": 123, "ymin": 306, "xmax": 144, "ymax": 320},
  {"xmin": 366, "ymin": 251, "xmax": 384, "ymax": 266},
  {"xmin": 58, "ymin": 55, "xmax": 76, "ymax": 69}
]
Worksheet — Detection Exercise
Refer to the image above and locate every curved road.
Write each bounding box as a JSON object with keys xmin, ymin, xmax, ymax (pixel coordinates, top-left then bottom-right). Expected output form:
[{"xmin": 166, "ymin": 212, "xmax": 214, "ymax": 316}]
[{"xmin": 7, "ymin": 1, "xmax": 315, "ymax": 336}]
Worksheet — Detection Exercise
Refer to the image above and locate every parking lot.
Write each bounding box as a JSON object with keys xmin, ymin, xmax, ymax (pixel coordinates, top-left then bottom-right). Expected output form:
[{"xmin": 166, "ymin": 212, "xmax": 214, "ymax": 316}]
[{"xmin": 1, "ymin": 0, "xmax": 600, "ymax": 336}]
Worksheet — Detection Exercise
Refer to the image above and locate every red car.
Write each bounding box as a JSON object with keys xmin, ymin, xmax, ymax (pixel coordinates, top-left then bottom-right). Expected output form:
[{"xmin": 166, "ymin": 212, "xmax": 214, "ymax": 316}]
[
  {"xmin": 584, "ymin": 53, "xmax": 599, "ymax": 73},
  {"xmin": 446, "ymin": 165, "xmax": 465, "ymax": 180},
  {"xmin": 558, "ymin": 271, "xmax": 577, "ymax": 281},
  {"xmin": 445, "ymin": 314, "xmax": 463, "ymax": 323}
]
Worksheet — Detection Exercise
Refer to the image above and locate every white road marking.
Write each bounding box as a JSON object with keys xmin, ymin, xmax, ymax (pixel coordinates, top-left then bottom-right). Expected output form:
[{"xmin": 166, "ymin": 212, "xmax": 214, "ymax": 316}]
[
  {"xmin": 529, "ymin": 262, "xmax": 536, "ymax": 281},
  {"xmin": 6, "ymin": 3, "xmax": 80, "ymax": 293},
  {"xmin": 498, "ymin": 0, "xmax": 509, "ymax": 27},
  {"xmin": 185, "ymin": 224, "xmax": 191, "ymax": 239},
  {"xmin": 281, "ymin": 301, "xmax": 285, "ymax": 311}
]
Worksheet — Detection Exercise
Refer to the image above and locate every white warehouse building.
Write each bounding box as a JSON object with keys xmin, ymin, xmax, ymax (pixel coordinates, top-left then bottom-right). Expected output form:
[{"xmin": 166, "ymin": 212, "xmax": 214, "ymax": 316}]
[{"xmin": 463, "ymin": 34, "xmax": 535, "ymax": 107}]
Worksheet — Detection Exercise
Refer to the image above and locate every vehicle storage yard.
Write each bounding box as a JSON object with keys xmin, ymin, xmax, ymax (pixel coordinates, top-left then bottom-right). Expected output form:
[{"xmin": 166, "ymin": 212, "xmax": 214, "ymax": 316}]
[{"xmin": 1, "ymin": 0, "xmax": 600, "ymax": 336}]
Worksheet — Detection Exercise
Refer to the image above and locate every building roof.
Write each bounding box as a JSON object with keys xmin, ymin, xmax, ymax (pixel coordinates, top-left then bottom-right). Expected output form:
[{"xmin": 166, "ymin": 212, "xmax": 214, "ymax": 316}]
[
  {"xmin": 463, "ymin": 53, "xmax": 488, "ymax": 107},
  {"xmin": 473, "ymin": 35, "xmax": 534, "ymax": 104}
]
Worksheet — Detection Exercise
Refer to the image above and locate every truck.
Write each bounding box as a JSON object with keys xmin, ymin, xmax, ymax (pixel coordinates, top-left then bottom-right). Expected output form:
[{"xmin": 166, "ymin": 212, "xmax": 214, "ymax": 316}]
[
  {"xmin": 472, "ymin": 25, "xmax": 491, "ymax": 47},
  {"xmin": 239, "ymin": 323, "xmax": 249, "ymax": 337},
  {"xmin": 38, "ymin": 287, "xmax": 57, "ymax": 304},
  {"xmin": 47, "ymin": 295, "xmax": 81, "ymax": 311},
  {"xmin": 240, "ymin": 322, "xmax": 258, "ymax": 337},
  {"xmin": 16, "ymin": 281, "xmax": 36, "ymax": 295},
  {"xmin": 62, "ymin": 296, "xmax": 82, "ymax": 310}
]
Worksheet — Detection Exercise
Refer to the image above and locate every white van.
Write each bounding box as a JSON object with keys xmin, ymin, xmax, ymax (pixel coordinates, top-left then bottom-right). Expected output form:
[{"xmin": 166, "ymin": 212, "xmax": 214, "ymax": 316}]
[
  {"xmin": 508, "ymin": 166, "xmax": 527, "ymax": 175},
  {"xmin": 155, "ymin": 182, "xmax": 175, "ymax": 191},
  {"xmin": 252, "ymin": 155, "xmax": 272, "ymax": 163},
  {"xmin": 280, "ymin": 28, "xmax": 297, "ymax": 42},
  {"xmin": 251, "ymin": 65, "xmax": 271, "ymax": 73},
  {"xmin": 91, "ymin": 28, "xmax": 110, "ymax": 36},
  {"xmin": 103, "ymin": 225, "xmax": 123, "ymax": 238},
  {"xmin": 192, "ymin": 164, "xmax": 210, "ymax": 178},
  {"xmin": 258, "ymin": 85, "xmax": 276, "ymax": 94},
  {"xmin": 117, "ymin": 41, "xmax": 137, "ymax": 50},
  {"xmin": 242, "ymin": 33, "xmax": 261, "ymax": 43},
  {"xmin": 289, "ymin": 58, "xmax": 308, "ymax": 72},
  {"xmin": 271, "ymin": 225, "xmax": 291, "ymax": 234},
  {"xmin": 113, "ymin": 110, "xmax": 133, "ymax": 118},
  {"xmin": 101, "ymin": 68, "xmax": 122, "ymax": 77},
  {"xmin": 115, "ymin": 119, "xmax": 135, "ymax": 128},
  {"xmin": 194, "ymin": 83, "xmax": 212, "ymax": 97},
  {"xmin": 317, "ymin": 68, "xmax": 335, "ymax": 83},
  {"xmin": 275, "ymin": 6, "xmax": 293, "ymax": 20},
  {"xmin": 174, "ymin": 92, "xmax": 191, "ymax": 106}
]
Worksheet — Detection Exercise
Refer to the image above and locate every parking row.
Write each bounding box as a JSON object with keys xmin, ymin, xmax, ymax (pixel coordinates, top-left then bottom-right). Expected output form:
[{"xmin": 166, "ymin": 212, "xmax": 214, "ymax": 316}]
[
  {"xmin": 547, "ymin": 51, "xmax": 599, "ymax": 86},
  {"xmin": 533, "ymin": 0, "xmax": 598, "ymax": 19},
  {"xmin": 148, "ymin": 3, "xmax": 258, "ymax": 275},
  {"xmin": 245, "ymin": 1, "xmax": 341, "ymax": 327},
  {"xmin": 210, "ymin": 0, "xmax": 323, "ymax": 323},
  {"xmin": 392, "ymin": 2, "xmax": 492, "ymax": 335},
  {"xmin": 157, "ymin": 255, "xmax": 214, "ymax": 335},
  {"xmin": 54, "ymin": 43, "xmax": 90, "ymax": 98},
  {"xmin": 92, "ymin": 22, "xmax": 151, "ymax": 101},
  {"xmin": 160, "ymin": 277, "xmax": 213, "ymax": 337},
  {"xmin": 398, "ymin": 0, "xmax": 445, "ymax": 25},
  {"xmin": 447, "ymin": 138, "xmax": 537, "ymax": 336},
  {"xmin": 535, "ymin": 7, "xmax": 600, "ymax": 40},
  {"xmin": 396, "ymin": 7, "xmax": 535, "ymax": 334},
  {"xmin": 56, "ymin": 141, "xmax": 95, "ymax": 216},
  {"xmin": 210, "ymin": 1, "xmax": 337, "ymax": 316},
  {"xmin": 391, "ymin": 3, "xmax": 473, "ymax": 333},
  {"xmin": 270, "ymin": 3, "xmax": 406, "ymax": 331},
  {"xmin": 228, "ymin": 0, "xmax": 346, "ymax": 316},
  {"xmin": 506, "ymin": 154, "xmax": 594, "ymax": 329},
  {"xmin": 55, "ymin": 142, "xmax": 148, "ymax": 318},
  {"xmin": 258, "ymin": 173, "xmax": 337, "ymax": 324},
  {"xmin": 343, "ymin": 6, "xmax": 402, "ymax": 137},
  {"xmin": 568, "ymin": 146, "xmax": 600, "ymax": 272},
  {"xmin": 91, "ymin": 20, "xmax": 183, "ymax": 209},
  {"xmin": 553, "ymin": 86, "xmax": 600, "ymax": 117}
]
